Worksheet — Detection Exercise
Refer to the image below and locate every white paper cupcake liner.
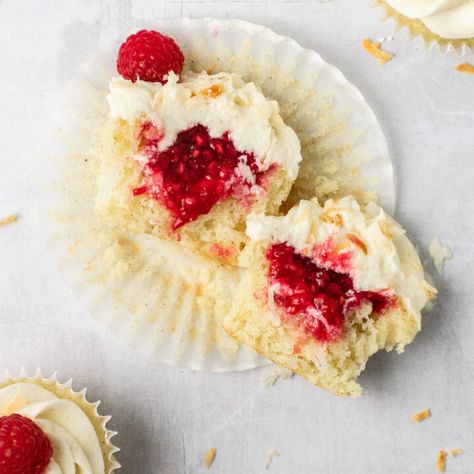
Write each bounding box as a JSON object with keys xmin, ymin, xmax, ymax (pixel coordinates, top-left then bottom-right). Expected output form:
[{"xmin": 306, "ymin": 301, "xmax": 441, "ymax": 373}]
[
  {"xmin": 39, "ymin": 18, "xmax": 394, "ymax": 372},
  {"xmin": 376, "ymin": 0, "xmax": 474, "ymax": 55},
  {"xmin": 0, "ymin": 368, "xmax": 120, "ymax": 473}
]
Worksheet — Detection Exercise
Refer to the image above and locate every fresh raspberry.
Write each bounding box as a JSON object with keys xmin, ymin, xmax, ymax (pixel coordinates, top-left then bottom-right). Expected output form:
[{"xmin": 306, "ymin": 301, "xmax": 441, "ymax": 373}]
[
  {"xmin": 117, "ymin": 29, "xmax": 184, "ymax": 83},
  {"xmin": 0, "ymin": 414, "xmax": 53, "ymax": 474}
]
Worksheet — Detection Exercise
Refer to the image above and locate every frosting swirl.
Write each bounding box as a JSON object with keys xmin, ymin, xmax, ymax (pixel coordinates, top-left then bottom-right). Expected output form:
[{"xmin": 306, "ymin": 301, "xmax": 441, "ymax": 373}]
[
  {"xmin": 107, "ymin": 71, "xmax": 302, "ymax": 179},
  {"xmin": 0, "ymin": 383, "xmax": 104, "ymax": 474},
  {"xmin": 385, "ymin": 0, "xmax": 474, "ymax": 39}
]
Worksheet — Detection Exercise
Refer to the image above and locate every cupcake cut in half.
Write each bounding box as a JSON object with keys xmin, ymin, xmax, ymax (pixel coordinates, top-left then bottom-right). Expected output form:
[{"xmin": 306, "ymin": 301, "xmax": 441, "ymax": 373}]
[
  {"xmin": 223, "ymin": 196, "xmax": 436, "ymax": 396},
  {"xmin": 95, "ymin": 68, "xmax": 302, "ymax": 265}
]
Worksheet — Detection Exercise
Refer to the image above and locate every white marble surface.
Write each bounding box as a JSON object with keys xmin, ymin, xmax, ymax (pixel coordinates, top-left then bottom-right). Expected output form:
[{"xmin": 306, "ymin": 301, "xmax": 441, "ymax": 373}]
[{"xmin": 0, "ymin": 1, "xmax": 472, "ymax": 473}]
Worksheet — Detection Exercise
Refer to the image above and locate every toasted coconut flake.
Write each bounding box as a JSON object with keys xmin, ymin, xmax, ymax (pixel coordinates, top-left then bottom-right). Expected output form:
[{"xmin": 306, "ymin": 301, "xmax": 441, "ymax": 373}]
[
  {"xmin": 200, "ymin": 84, "xmax": 224, "ymax": 98},
  {"xmin": 456, "ymin": 63, "xmax": 474, "ymax": 75},
  {"xmin": 0, "ymin": 214, "xmax": 17, "ymax": 227},
  {"xmin": 421, "ymin": 280, "xmax": 438, "ymax": 300},
  {"xmin": 436, "ymin": 450, "xmax": 447, "ymax": 473},
  {"xmin": 362, "ymin": 38, "xmax": 394, "ymax": 65},
  {"xmin": 204, "ymin": 448, "xmax": 217, "ymax": 468},
  {"xmin": 450, "ymin": 448, "xmax": 463, "ymax": 457},
  {"xmin": 321, "ymin": 213, "xmax": 343, "ymax": 227},
  {"xmin": 378, "ymin": 220, "xmax": 393, "ymax": 239},
  {"xmin": 411, "ymin": 408, "xmax": 431, "ymax": 423},
  {"xmin": 346, "ymin": 233, "xmax": 368, "ymax": 254}
]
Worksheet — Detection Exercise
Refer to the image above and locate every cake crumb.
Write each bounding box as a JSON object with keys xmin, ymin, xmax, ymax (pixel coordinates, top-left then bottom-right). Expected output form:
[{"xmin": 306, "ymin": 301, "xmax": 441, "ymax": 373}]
[
  {"xmin": 436, "ymin": 450, "xmax": 447, "ymax": 473},
  {"xmin": 265, "ymin": 449, "xmax": 280, "ymax": 469},
  {"xmin": 260, "ymin": 365, "xmax": 294, "ymax": 387},
  {"xmin": 0, "ymin": 214, "xmax": 17, "ymax": 227},
  {"xmin": 429, "ymin": 238, "xmax": 453, "ymax": 275},
  {"xmin": 362, "ymin": 38, "xmax": 394, "ymax": 65},
  {"xmin": 449, "ymin": 448, "xmax": 463, "ymax": 457},
  {"xmin": 455, "ymin": 63, "xmax": 474, "ymax": 75},
  {"xmin": 203, "ymin": 448, "xmax": 217, "ymax": 468},
  {"xmin": 411, "ymin": 408, "xmax": 431, "ymax": 423}
]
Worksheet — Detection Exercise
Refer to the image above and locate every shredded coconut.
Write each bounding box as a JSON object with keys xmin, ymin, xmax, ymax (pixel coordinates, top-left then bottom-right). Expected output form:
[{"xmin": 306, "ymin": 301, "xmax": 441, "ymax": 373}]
[
  {"xmin": 411, "ymin": 408, "xmax": 431, "ymax": 423},
  {"xmin": 203, "ymin": 448, "xmax": 217, "ymax": 468},
  {"xmin": 429, "ymin": 238, "xmax": 453, "ymax": 275},
  {"xmin": 436, "ymin": 450, "xmax": 447, "ymax": 473},
  {"xmin": 265, "ymin": 449, "xmax": 280, "ymax": 469},
  {"xmin": 0, "ymin": 214, "xmax": 17, "ymax": 227},
  {"xmin": 260, "ymin": 365, "xmax": 294, "ymax": 387},
  {"xmin": 450, "ymin": 448, "xmax": 463, "ymax": 457}
]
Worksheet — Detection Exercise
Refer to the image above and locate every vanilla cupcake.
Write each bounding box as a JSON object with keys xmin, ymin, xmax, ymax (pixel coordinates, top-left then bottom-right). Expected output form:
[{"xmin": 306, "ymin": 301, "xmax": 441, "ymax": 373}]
[
  {"xmin": 0, "ymin": 370, "xmax": 119, "ymax": 473},
  {"xmin": 95, "ymin": 32, "xmax": 302, "ymax": 266},
  {"xmin": 223, "ymin": 196, "xmax": 436, "ymax": 397},
  {"xmin": 379, "ymin": 0, "xmax": 474, "ymax": 51}
]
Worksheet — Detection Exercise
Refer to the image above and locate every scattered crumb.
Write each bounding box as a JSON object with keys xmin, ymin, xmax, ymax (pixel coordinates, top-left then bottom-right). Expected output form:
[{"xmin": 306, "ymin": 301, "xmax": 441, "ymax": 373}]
[
  {"xmin": 411, "ymin": 408, "xmax": 431, "ymax": 423},
  {"xmin": 455, "ymin": 63, "xmax": 474, "ymax": 75},
  {"xmin": 0, "ymin": 214, "xmax": 17, "ymax": 227},
  {"xmin": 203, "ymin": 448, "xmax": 217, "ymax": 468},
  {"xmin": 429, "ymin": 238, "xmax": 453, "ymax": 275},
  {"xmin": 265, "ymin": 449, "xmax": 280, "ymax": 469},
  {"xmin": 260, "ymin": 365, "xmax": 294, "ymax": 387},
  {"xmin": 362, "ymin": 38, "xmax": 394, "ymax": 65},
  {"xmin": 449, "ymin": 448, "xmax": 463, "ymax": 457},
  {"xmin": 436, "ymin": 450, "xmax": 447, "ymax": 473}
]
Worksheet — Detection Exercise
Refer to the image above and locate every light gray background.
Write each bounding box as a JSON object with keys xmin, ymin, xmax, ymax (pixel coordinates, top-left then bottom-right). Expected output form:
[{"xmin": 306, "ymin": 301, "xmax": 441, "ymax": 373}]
[{"xmin": 0, "ymin": 1, "xmax": 472, "ymax": 473}]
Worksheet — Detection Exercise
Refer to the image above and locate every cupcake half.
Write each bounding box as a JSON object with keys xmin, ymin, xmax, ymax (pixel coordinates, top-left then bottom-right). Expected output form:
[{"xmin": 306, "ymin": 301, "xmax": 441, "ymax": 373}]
[
  {"xmin": 0, "ymin": 370, "xmax": 119, "ymax": 473},
  {"xmin": 95, "ymin": 66, "xmax": 302, "ymax": 265},
  {"xmin": 379, "ymin": 0, "xmax": 474, "ymax": 50},
  {"xmin": 223, "ymin": 196, "xmax": 436, "ymax": 396}
]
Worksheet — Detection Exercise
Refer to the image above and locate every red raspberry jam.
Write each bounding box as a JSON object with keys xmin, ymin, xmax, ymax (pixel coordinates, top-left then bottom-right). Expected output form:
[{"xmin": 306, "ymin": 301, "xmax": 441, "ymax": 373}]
[
  {"xmin": 134, "ymin": 122, "xmax": 270, "ymax": 230},
  {"xmin": 266, "ymin": 242, "xmax": 396, "ymax": 343}
]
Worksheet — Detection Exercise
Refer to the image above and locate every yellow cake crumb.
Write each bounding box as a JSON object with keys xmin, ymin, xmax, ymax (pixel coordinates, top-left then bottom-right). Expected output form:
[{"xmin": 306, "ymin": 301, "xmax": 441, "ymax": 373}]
[
  {"xmin": 0, "ymin": 214, "xmax": 17, "ymax": 227},
  {"xmin": 450, "ymin": 448, "xmax": 463, "ymax": 457},
  {"xmin": 436, "ymin": 450, "xmax": 447, "ymax": 473},
  {"xmin": 203, "ymin": 448, "xmax": 217, "ymax": 468},
  {"xmin": 362, "ymin": 38, "xmax": 394, "ymax": 65},
  {"xmin": 456, "ymin": 63, "xmax": 474, "ymax": 75},
  {"xmin": 411, "ymin": 408, "xmax": 431, "ymax": 423}
]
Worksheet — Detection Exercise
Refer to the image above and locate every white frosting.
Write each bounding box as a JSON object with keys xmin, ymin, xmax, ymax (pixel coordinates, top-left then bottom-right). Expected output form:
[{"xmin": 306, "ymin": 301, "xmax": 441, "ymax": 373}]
[
  {"xmin": 0, "ymin": 383, "xmax": 104, "ymax": 474},
  {"xmin": 247, "ymin": 196, "xmax": 434, "ymax": 319},
  {"xmin": 385, "ymin": 0, "xmax": 474, "ymax": 39},
  {"xmin": 107, "ymin": 72, "xmax": 302, "ymax": 179}
]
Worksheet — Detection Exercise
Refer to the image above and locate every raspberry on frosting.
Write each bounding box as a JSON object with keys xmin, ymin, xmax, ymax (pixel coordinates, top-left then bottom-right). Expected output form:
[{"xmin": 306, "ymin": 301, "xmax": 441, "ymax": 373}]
[
  {"xmin": 117, "ymin": 29, "xmax": 184, "ymax": 83},
  {"xmin": 0, "ymin": 413, "xmax": 52, "ymax": 474}
]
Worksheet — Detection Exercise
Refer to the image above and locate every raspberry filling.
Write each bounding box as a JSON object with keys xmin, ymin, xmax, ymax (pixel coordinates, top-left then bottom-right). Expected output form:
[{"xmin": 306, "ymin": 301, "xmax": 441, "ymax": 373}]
[
  {"xmin": 134, "ymin": 122, "xmax": 269, "ymax": 229},
  {"xmin": 266, "ymin": 242, "xmax": 396, "ymax": 343}
]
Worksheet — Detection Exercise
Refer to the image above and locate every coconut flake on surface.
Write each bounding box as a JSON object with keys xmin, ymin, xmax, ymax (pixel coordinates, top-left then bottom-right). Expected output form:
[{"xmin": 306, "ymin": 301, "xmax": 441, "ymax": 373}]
[
  {"xmin": 265, "ymin": 449, "xmax": 280, "ymax": 469},
  {"xmin": 429, "ymin": 238, "xmax": 453, "ymax": 275}
]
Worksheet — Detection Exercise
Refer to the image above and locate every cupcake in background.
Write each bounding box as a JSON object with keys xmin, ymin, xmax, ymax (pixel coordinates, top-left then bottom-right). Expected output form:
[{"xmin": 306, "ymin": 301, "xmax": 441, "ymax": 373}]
[
  {"xmin": 0, "ymin": 369, "xmax": 119, "ymax": 473},
  {"xmin": 378, "ymin": 0, "xmax": 474, "ymax": 52}
]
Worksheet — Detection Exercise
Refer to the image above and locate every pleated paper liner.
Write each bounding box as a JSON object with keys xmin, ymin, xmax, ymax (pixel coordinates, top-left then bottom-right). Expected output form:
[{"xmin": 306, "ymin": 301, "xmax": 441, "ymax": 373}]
[
  {"xmin": 40, "ymin": 18, "xmax": 395, "ymax": 371},
  {"xmin": 376, "ymin": 0, "xmax": 474, "ymax": 54},
  {"xmin": 0, "ymin": 369, "xmax": 120, "ymax": 473}
]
